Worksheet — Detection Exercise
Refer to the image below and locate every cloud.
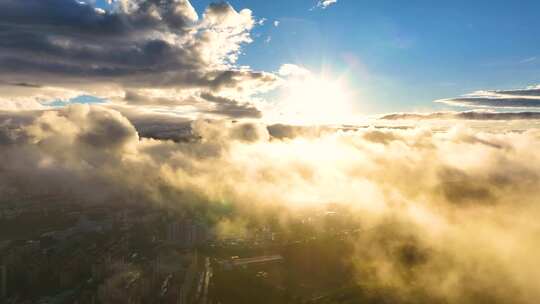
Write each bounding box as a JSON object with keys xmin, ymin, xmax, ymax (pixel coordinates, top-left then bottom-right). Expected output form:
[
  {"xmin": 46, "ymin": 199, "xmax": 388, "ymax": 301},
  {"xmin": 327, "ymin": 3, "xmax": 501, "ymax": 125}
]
[
  {"xmin": 274, "ymin": 20, "xmax": 280, "ymax": 27},
  {"xmin": 119, "ymin": 88, "xmax": 264, "ymax": 119},
  {"xmin": 436, "ymin": 85, "xmax": 540, "ymax": 108},
  {"xmin": 278, "ymin": 64, "xmax": 311, "ymax": 77},
  {"xmin": 112, "ymin": 106, "xmax": 193, "ymax": 142},
  {"xmin": 315, "ymin": 0, "xmax": 338, "ymax": 9},
  {"xmin": 1, "ymin": 105, "xmax": 540, "ymax": 304},
  {"xmin": 381, "ymin": 111, "xmax": 540, "ymax": 120},
  {"xmin": 200, "ymin": 92, "xmax": 263, "ymax": 118},
  {"xmin": 0, "ymin": 0, "xmax": 278, "ymax": 118}
]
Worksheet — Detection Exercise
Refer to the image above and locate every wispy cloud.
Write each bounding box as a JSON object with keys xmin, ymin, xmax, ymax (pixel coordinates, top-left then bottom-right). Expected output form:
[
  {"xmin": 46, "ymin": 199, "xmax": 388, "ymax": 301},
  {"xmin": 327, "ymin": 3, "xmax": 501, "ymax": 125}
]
[
  {"xmin": 435, "ymin": 85, "xmax": 540, "ymax": 108},
  {"xmin": 380, "ymin": 110, "xmax": 540, "ymax": 121},
  {"xmin": 520, "ymin": 56, "xmax": 537, "ymax": 64}
]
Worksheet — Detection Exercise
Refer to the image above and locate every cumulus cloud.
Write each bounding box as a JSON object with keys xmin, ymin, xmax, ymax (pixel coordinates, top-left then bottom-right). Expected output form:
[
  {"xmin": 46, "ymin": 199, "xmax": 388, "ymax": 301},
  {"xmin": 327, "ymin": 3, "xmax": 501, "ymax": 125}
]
[
  {"xmin": 1, "ymin": 105, "xmax": 540, "ymax": 303},
  {"xmin": 114, "ymin": 106, "xmax": 193, "ymax": 142},
  {"xmin": 278, "ymin": 64, "xmax": 311, "ymax": 77},
  {"xmin": 0, "ymin": 0, "xmax": 278, "ymax": 118},
  {"xmin": 436, "ymin": 85, "xmax": 540, "ymax": 108}
]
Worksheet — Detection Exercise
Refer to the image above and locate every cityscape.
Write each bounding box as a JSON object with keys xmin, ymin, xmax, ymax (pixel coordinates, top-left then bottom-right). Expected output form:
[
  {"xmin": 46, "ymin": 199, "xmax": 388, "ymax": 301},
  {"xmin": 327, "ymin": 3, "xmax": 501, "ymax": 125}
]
[{"xmin": 1, "ymin": 198, "xmax": 369, "ymax": 303}]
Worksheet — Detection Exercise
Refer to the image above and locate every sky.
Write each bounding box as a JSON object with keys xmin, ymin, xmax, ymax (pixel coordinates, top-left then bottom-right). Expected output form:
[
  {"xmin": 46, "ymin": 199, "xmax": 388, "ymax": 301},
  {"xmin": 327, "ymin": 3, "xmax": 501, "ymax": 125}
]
[
  {"xmin": 2, "ymin": 0, "xmax": 539, "ymax": 123},
  {"xmin": 94, "ymin": 0, "xmax": 540, "ymax": 113},
  {"xmin": 205, "ymin": 0, "xmax": 540, "ymax": 113}
]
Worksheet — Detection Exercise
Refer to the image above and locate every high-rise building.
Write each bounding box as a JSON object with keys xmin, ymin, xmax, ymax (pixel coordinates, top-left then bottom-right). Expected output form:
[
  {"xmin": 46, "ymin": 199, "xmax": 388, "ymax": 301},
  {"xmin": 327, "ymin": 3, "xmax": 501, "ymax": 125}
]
[{"xmin": 166, "ymin": 219, "xmax": 209, "ymax": 248}]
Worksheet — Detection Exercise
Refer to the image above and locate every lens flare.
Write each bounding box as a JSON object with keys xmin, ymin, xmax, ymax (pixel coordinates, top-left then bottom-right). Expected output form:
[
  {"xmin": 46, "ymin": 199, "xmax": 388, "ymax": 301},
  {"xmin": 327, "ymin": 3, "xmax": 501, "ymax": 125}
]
[{"xmin": 272, "ymin": 71, "xmax": 358, "ymax": 125}]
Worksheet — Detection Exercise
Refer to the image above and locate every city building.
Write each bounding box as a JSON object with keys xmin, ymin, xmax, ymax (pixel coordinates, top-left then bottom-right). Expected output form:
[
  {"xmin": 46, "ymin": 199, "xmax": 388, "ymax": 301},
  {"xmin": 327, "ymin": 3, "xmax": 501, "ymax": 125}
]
[{"xmin": 167, "ymin": 219, "xmax": 208, "ymax": 248}]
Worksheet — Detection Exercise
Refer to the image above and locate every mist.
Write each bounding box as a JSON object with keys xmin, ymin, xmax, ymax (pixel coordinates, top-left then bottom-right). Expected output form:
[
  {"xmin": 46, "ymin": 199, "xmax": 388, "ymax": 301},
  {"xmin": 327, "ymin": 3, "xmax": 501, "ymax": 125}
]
[{"xmin": 1, "ymin": 105, "xmax": 539, "ymax": 303}]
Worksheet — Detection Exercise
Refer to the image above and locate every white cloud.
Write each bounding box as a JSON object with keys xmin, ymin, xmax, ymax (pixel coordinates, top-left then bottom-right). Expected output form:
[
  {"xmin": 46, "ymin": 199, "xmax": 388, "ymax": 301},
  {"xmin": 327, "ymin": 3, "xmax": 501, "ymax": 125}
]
[
  {"xmin": 278, "ymin": 64, "xmax": 311, "ymax": 77},
  {"xmin": 316, "ymin": 0, "xmax": 338, "ymax": 9}
]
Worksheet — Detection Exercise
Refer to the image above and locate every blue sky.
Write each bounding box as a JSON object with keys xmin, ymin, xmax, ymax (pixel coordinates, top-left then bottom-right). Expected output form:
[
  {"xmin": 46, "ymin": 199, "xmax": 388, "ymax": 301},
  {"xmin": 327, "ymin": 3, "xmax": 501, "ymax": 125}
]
[{"xmin": 95, "ymin": 0, "xmax": 540, "ymax": 114}]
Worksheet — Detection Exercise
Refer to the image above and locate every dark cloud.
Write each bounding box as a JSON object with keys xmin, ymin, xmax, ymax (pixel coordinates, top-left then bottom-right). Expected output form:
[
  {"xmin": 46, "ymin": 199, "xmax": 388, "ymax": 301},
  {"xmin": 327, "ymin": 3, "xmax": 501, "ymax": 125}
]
[
  {"xmin": 381, "ymin": 111, "xmax": 540, "ymax": 120},
  {"xmin": 0, "ymin": 1, "xmax": 193, "ymax": 79},
  {"xmin": 0, "ymin": 0, "xmax": 277, "ymax": 116},
  {"xmin": 436, "ymin": 85, "xmax": 540, "ymax": 108},
  {"xmin": 206, "ymin": 1, "xmax": 237, "ymax": 17},
  {"xmin": 439, "ymin": 97, "xmax": 540, "ymax": 108},
  {"xmin": 10, "ymin": 82, "xmax": 43, "ymax": 88},
  {"xmin": 122, "ymin": 90, "xmax": 263, "ymax": 119},
  {"xmin": 123, "ymin": 91, "xmax": 198, "ymax": 107},
  {"xmin": 436, "ymin": 167, "xmax": 495, "ymax": 205},
  {"xmin": 113, "ymin": 106, "xmax": 194, "ymax": 142},
  {"xmin": 492, "ymin": 87, "xmax": 540, "ymax": 97},
  {"xmin": 267, "ymin": 124, "xmax": 333, "ymax": 139},
  {"xmin": 362, "ymin": 130, "xmax": 400, "ymax": 145},
  {"xmin": 75, "ymin": 108, "xmax": 138, "ymax": 150},
  {"xmin": 0, "ymin": 111, "xmax": 36, "ymax": 144},
  {"xmin": 200, "ymin": 92, "xmax": 262, "ymax": 119},
  {"xmin": 229, "ymin": 121, "xmax": 269, "ymax": 142}
]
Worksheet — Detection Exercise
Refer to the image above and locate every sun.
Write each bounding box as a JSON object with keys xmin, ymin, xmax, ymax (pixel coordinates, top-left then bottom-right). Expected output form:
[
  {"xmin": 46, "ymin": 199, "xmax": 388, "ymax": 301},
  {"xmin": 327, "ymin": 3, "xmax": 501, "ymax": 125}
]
[{"xmin": 275, "ymin": 72, "xmax": 357, "ymax": 125}]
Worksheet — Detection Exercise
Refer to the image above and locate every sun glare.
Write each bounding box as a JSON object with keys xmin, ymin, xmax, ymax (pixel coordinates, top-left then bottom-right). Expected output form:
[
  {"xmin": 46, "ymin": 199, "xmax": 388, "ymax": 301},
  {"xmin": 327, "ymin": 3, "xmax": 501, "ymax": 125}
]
[{"xmin": 277, "ymin": 73, "xmax": 357, "ymax": 125}]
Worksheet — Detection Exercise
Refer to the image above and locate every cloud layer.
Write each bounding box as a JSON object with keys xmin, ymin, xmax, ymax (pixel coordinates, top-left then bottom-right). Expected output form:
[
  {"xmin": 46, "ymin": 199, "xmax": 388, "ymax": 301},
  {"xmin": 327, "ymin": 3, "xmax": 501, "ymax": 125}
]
[{"xmin": 1, "ymin": 105, "xmax": 540, "ymax": 303}]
